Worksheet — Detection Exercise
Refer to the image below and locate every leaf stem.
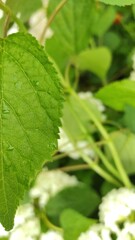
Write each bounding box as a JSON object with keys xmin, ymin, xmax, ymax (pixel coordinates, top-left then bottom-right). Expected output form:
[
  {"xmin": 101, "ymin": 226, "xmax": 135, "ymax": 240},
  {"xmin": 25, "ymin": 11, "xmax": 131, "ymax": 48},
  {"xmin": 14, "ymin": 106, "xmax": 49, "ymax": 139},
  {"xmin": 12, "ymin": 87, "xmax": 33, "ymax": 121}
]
[
  {"xmin": 40, "ymin": 0, "xmax": 68, "ymax": 44},
  {"xmin": 0, "ymin": 0, "xmax": 26, "ymax": 33},
  {"xmin": 40, "ymin": 211, "xmax": 63, "ymax": 233},
  {"xmin": 3, "ymin": 14, "xmax": 10, "ymax": 37},
  {"xmin": 59, "ymin": 164, "xmax": 90, "ymax": 172},
  {"xmin": 80, "ymin": 152, "xmax": 121, "ymax": 187},
  {"xmin": 70, "ymin": 89, "xmax": 132, "ymax": 188},
  {"xmin": 67, "ymin": 98, "xmax": 122, "ymax": 182}
]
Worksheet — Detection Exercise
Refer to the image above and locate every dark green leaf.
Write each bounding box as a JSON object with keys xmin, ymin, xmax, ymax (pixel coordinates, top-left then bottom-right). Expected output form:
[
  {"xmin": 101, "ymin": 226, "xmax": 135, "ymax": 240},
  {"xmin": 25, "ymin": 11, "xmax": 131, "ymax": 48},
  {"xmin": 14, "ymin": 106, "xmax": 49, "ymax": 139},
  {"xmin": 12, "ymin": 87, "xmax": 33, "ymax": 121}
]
[{"xmin": 46, "ymin": 184, "xmax": 100, "ymax": 221}]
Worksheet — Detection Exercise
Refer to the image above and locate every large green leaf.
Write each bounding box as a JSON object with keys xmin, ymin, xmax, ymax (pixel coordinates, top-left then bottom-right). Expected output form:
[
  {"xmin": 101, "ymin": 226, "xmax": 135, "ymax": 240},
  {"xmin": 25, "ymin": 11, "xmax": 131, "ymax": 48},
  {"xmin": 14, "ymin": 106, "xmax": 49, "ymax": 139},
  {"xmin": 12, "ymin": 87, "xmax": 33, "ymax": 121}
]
[
  {"xmin": 60, "ymin": 209, "xmax": 96, "ymax": 240},
  {"xmin": 46, "ymin": 184, "xmax": 100, "ymax": 223},
  {"xmin": 96, "ymin": 80, "xmax": 135, "ymax": 111},
  {"xmin": 46, "ymin": 0, "xmax": 95, "ymax": 72},
  {"xmin": 99, "ymin": 0, "xmax": 135, "ymax": 6},
  {"xmin": 74, "ymin": 47, "xmax": 112, "ymax": 80},
  {"xmin": 6, "ymin": 0, "xmax": 42, "ymax": 22},
  {"xmin": 0, "ymin": 33, "xmax": 63, "ymax": 230}
]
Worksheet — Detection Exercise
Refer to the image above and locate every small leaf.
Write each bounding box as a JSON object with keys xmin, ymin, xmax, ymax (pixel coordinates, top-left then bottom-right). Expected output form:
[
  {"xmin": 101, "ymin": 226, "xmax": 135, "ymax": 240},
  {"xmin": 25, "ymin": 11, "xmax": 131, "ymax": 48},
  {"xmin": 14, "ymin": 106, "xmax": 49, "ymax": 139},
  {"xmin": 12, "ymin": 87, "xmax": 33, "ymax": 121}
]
[
  {"xmin": 99, "ymin": 0, "xmax": 135, "ymax": 6},
  {"xmin": 46, "ymin": 184, "xmax": 100, "ymax": 223},
  {"xmin": 96, "ymin": 80, "xmax": 135, "ymax": 111},
  {"xmin": 60, "ymin": 209, "xmax": 96, "ymax": 240},
  {"xmin": 74, "ymin": 47, "xmax": 112, "ymax": 80},
  {"xmin": 0, "ymin": 33, "xmax": 63, "ymax": 230}
]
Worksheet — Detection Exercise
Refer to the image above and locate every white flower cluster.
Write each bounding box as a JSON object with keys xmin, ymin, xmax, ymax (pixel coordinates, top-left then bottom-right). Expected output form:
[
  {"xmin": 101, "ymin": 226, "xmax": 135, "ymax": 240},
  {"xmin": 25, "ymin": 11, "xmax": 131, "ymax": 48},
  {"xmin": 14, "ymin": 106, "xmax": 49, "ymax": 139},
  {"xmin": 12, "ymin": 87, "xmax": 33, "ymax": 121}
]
[
  {"xmin": 78, "ymin": 92, "xmax": 106, "ymax": 118},
  {"xmin": 129, "ymin": 53, "xmax": 135, "ymax": 80},
  {"xmin": 58, "ymin": 91, "xmax": 106, "ymax": 160},
  {"xmin": 78, "ymin": 188, "xmax": 135, "ymax": 240},
  {"xmin": 0, "ymin": 169, "xmax": 78, "ymax": 239},
  {"xmin": 58, "ymin": 128, "xmax": 95, "ymax": 160},
  {"xmin": 30, "ymin": 168, "xmax": 78, "ymax": 208},
  {"xmin": 40, "ymin": 230, "xmax": 63, "ymax": 240}
]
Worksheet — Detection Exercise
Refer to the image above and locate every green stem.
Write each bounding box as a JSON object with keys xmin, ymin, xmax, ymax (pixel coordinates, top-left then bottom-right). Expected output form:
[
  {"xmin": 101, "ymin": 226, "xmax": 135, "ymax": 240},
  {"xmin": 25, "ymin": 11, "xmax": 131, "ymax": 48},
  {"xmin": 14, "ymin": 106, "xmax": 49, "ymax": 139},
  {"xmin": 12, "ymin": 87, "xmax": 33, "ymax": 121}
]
[
  {"xmin": 70, "ymin": 89, "xmax": 132, "ymax": 188},
  {"xmin": 68, "ymin": 98, "xmax": 122, "ymax": 182},
  {"xmin": 59, "ymin": 164, "xmax": 90, "ymax": 172},
  {"xmin": 0, "ymin": 0, "xmax": 26, "ymax": 33},
  {"xmin": 40, "ymin": 0, "xmax": 68, "ymax": 44},
  {"xmin": 80, "ymin": 152, "xmax": 121, "ymax": 187},
  {"xmin": 41, "ymin": 212, "xmax": 63, "ymax": 233}
]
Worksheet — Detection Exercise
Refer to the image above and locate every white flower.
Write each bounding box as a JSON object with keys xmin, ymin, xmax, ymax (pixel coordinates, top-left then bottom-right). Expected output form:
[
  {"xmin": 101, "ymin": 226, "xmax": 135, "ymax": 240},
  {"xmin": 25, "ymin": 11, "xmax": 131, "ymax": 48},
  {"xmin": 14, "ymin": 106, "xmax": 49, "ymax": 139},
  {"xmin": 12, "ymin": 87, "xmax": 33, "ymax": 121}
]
[
  {"xmin": 30, "ymin": 168, "xmax": 78, "ymax": 208},
  {"xmin": 117, "ymin": 222, "xmax": 135, "ymax": 240},
  {"xmin": 78, "ymin": 224, "xmax": 112, "ymax": 240},
  {"xmin": 78, "ymin": 91, "xmax": 106, "ymax": 121},
  {"xmin": 58, "ymin": 128, "xmax": 95, "ymax": 160},
  {"xmin": 0, "ymin": 224, "xmax": 9, "ymax": 237},
  {"xmin": 40, "ymin": 231, "xmax": 63, "ymax": 240},
  {"xmin": 99, "ymin": 188, "xmax": 135, "ymax": 233},
  {"xmin": 9, "ymin": 204, "xmax": 40, "ymax": 240}
]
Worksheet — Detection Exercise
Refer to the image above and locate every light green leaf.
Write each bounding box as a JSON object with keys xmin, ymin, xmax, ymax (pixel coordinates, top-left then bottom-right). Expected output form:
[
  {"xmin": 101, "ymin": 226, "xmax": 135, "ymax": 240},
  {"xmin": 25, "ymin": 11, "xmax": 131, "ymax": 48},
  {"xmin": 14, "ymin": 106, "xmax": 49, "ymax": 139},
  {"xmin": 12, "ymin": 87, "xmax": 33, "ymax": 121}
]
[
  {"xmin": 46, "ymin": 0, "xmax": 95, "ymax": 72},
  {"xmin": 96, "ymin": 80, "xmax": 135, "ymax": 111},
  {"xmin": 6, "ymin": 0, "xmax": 42, "ymax": 22},
  {"xmin": 99, "ymin": 0, "xmax": 135, "ymax": 6},
  {"xmin": 107, "ymin": 131, "xmax": 135, "ymax": 174},
  {"xmin": 74, "ymin": 47, "xmax": 112, "ymax": 80},
  {"xmin": 0, "ymin": 33, "xmax": 63, "ymax": 230},
  {"xmin": 46, "ymin": 184, "xmax": 100, "ymax": 222},
  {"xmin": 60, "ymin": 209, "xmax": 96, "ymax": 240}
]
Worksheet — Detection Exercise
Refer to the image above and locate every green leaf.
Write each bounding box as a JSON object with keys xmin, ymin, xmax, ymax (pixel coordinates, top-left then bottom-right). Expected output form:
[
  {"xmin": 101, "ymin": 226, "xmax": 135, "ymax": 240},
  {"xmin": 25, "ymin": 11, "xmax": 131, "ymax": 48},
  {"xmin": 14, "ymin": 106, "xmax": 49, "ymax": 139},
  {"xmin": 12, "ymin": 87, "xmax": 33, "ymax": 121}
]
[
  {"xmin": 60, "ymin": 209, "xmax": 96, "ymax": 240},
  {"xmin": 6, "ymin": 0, "xmax": 42, "ymax": 22},
  {"xmin": 46, "ymin": 0, "xmax": 95, "ymax": 72},
  {"xmin": 107, "ymin": 131, "xmax": 135, "ymax": 174},
  {"xmin": 0, "ymin": 33, "xmax": 63, "ymax": 230},
  {"xmin": 46, "ymin": 184, "xmax": 100, "ymax": 223},
  {"xmin": 92, "ymin": 7, "xmax": 116, "ymax": 37},
  {"xmin": 74, "ymin": 47, "xmax": 112, "ymax": 80},
  {"xmin": 96, "ymin": 80, "xmax": 135, "ymax": 111},
  {"xmin": 123, "ymin": 105, "xmax": 135, "ymax": 133},
  {"xmin": 99, "ymin": 0, "xmax": 135, "ymax": 6}
]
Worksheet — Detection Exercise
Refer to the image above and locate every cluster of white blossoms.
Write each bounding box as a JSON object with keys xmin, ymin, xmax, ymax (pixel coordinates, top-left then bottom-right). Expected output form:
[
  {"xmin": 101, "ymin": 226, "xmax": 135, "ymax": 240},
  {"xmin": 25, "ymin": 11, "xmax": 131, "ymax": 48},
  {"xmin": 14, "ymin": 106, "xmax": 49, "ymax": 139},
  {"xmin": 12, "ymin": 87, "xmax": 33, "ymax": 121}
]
[
  {"xmin": 58, "ymin": 91, "xmax": 106, "ymax": 160},
  {"xmin": 40, "ymin": 231, "xmax": 63, "ymax": 240},
  {"xmin": 29, "ymin": 168, "xmax": 78, "ymax": 208},
  {"xmin": 129, "ymin": 53, "xmax": 135, "ymax": 80},
  {"xmin": 78, "ymin": 188, "xmax": 135, "ymax": 240},
  {"xmin": 0, "ymin": 169, "xmax": 78, "ymax": 239}
]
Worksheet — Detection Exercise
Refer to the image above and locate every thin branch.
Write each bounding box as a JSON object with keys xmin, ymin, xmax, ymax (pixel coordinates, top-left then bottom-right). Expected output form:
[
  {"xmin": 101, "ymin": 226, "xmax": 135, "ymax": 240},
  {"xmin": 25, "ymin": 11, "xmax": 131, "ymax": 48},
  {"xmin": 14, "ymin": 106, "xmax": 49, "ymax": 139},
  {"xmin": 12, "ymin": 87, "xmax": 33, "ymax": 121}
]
[
  {"xmin": 40, "ymin": 0, "xmax": 68, "ymax": 44},
  {"xmin": 3, "ymin": 14, "xmax": 10, "ymax": 37},
  {"xmin": 0, "ymin": 0, "xmax": 26, "ymax": 33},
  {"xmin": 59, "ymin": 164, "xmax": 90, "ymax": 172}
]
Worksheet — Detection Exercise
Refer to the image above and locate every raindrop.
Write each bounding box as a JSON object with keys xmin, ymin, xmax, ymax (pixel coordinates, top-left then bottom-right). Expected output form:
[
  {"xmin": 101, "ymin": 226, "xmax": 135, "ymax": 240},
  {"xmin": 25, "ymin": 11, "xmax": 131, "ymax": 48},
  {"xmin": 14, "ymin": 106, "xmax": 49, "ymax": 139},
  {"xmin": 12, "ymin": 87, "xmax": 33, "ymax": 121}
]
[
  {"xmin": 3, "ymin": 109, "xmax": 10, "ymax": 114},
  {"xmin": 7, "ymin": 145, "xmax": 14, "ymax": 151}
]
